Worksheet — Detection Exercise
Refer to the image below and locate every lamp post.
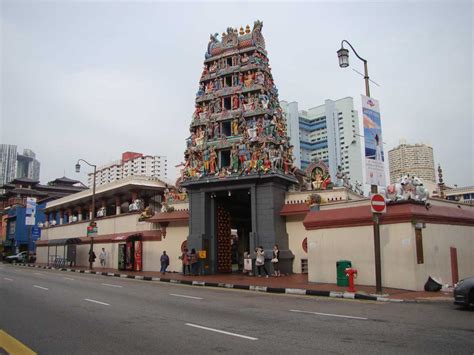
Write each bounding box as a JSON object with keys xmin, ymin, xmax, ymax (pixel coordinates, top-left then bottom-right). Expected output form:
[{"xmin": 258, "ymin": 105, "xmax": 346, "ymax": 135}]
[
  {"xmin": 337, "ymin": 40, "xmax": 370, "ymax": 98},
  {"xmin": 75, "ymin": 159, "xmax": 96, "ymax": 270},
  {"xmin": 337, "ymin": 40, "xmax": 382, "ymax": 294}
]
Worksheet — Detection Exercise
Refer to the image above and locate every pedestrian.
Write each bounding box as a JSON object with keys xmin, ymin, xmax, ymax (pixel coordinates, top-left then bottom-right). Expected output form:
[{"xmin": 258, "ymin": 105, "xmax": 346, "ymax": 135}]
[
  {"xmin": 255, "ymin": 246, "xmax": 269, "ymax": 278},
  {"xmin": 88, "ymin": 249, "xmax": 96, "ymax": 269},
  {"xmin": 190, "ymin": 248, "xmax": 198, "ymax": 276},
  {"xmin": 243, "ymin": 251, "xmax": 252, "ymax": 276},
  {"xmin": 271, "ymin": 244, "xmax": 281, "ymax": 277},
  {"xmin": 160, "ymin": 251, "xmax": 170, "ymax": 275},
  {"xmin": 180, "ymin": 248, "xmax": 191, "ymax": 275},
  {"xmin": 99, "ymin": 248, "xmax": 107, "ymax": 267}
]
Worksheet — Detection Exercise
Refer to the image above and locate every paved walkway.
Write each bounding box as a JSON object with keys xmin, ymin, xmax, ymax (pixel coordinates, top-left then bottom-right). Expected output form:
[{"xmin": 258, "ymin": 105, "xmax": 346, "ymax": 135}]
[{"xmin": 20, "ymin": 262, "xmax": 453, "ymax": 303}]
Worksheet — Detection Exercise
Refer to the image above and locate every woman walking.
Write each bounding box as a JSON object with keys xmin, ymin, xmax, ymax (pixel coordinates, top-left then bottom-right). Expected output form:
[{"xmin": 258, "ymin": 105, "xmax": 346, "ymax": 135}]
[
  {"xmin": 272, "ymin": 244, "xmax": 281, "ymax": 277},
  {"xmin": 255, "ymin": 246, "xmax": 269, "ymax": 278}
]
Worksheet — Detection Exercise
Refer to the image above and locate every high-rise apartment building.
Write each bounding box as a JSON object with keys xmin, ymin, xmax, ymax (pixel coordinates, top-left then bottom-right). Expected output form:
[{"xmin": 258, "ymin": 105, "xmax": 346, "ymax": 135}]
[
  {"xmin": 281, "ymin": 97, "xmax": 363, "ymax": 186},
  {"xmin": 0, "ymin": 145, "xmax": 41, "ymax": 185},
  {"xmin": 87, "ymin": 151, "xmax": 168, "ymax": 187},
  {"xmin": 16, "ymin": 149, "xmax": 41, "ymax": 180},
  {"xmin": 388, "ymin": 142, "xmax": 435, "ymax": 183},
  {"xmin": 0, "ymin": 144, "xmax": 18, "ymax": 186}
]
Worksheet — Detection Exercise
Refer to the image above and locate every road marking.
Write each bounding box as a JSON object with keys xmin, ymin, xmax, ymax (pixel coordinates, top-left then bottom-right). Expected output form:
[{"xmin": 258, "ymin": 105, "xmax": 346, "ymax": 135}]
[
  {"xmin": 102, "ymin": 283, "xmax": 123, "ymax": 288},
  {"xmin": 0, "ymin": 330, "xmax": 36, "ymax": 354},
  {"xmin": 170, "ymin": 293, "xmax": 203, "ymax": 300},
  {"xmin": 289, "ymin": 309, "xmax": 368, "ymax": 320},
  {"xmin": 4, "ymin": 277, "xmax": 13, "ymax": 281},
  {"xmin": 185, "ymin": 323, "xmax": 258, "ymax": 341},
  {"xmin": 64, "ymin": 277, "xmax": 75, "ymax": 281},
  {"xmin": 84, "ymin": 298, "xmax": 110, "ymax": 306},
  {"xmin": 34, "ymin": 272, "xmax": 44, "ymax": 276},
  {"xmin": 33, "ymin": 285, "xmax": 49, "ymax": 290}
]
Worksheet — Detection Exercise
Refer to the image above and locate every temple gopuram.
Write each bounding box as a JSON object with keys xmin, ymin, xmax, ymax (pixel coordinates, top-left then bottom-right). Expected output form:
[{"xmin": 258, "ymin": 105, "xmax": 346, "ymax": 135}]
[{"xmin": 181, "ymin": 21, "xmax": 298, "ymax": 274}]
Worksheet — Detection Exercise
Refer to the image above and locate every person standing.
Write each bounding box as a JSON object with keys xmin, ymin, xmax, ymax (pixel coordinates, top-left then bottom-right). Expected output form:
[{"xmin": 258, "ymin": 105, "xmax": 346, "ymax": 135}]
[
  {"xmin": 255, "ymin": 246, "xmax": 269, "ymax": 278},
  {"xmin": 190, "ymin": 248, "xmax": 198, "ymax": 276},
  {"xmin": 272, "ymin": 244, "xmax": 281, "ymax": 277},
  {"xmin": 160, "ymin": 251, "xmax": 170, "ymax": 275},
  {"xmin": 181, "ymin": 248, "xmax": 190, "ymax": 275},
  {"xmin": 99, "ymin": 248, "xmax": 107, "ymax": 267}
]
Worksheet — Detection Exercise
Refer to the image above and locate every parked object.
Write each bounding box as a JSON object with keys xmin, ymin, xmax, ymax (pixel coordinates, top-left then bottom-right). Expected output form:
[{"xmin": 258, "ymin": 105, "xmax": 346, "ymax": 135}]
[
  {"xmin": 5, "ymin": 251, "xmax": 28, "ymax": 263},
  {"xmin": 453, "ymin": 276, "xmax": 474, "ymax": 308},
  {"xmin": 424, "ymin": 276, "xmax": 442, "ymax": 292}
]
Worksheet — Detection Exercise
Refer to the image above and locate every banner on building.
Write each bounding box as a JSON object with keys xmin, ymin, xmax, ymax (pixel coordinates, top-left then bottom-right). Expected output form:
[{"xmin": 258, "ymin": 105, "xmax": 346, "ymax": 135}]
[
  {"xmin": 362, "ymin": 95, "xmax": 386, "ymax": 186},
  {"xmin": 25, "ymin": 197, "xmax": 37, "ymax": 226}
]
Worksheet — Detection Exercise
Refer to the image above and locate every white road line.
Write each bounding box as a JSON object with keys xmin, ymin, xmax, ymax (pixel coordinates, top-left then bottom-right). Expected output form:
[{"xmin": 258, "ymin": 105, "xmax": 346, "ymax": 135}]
[
  {"xmin": 289, "ymin": 309, "xmax": 368, "ymax": 320},
  {"xmin": 170, "ymin": 293, "xmax": 203, "ymax": 300},
  {"xmin": 4, "ymin": 278, "xmax": 13, "ymax": 281},
  {"xmin": 34, "ymin": 272, "xmax": 44, "ymax": 276},
  {"xmin": 33, "ymin": 285, "xmax": 49, "ymax": 290},
  {"xmin": 64, "ymin": 277, "xmax": 75, "ymax": 281},
  {"xmin": 185, "ymin": 323, "xmax": 258, "ymax": 341},
  {"xmin": 84, "ymin": 298, "xmax": 110, "ymax": 306},
  {"xmin": 102, "ymin": 283, "xmax": 123, "ymax": 288}
]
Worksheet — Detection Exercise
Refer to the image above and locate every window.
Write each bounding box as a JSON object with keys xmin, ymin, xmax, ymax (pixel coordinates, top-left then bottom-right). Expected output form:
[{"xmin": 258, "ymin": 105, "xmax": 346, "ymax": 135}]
[
  {"xmin": 223, "ymin": 97, "xmax": 231, "ymax": 110},
  {"xmin": 221, "ymin": 120, "xmax": 231, "ymax": 136},
  {"xmin": 220, "ymin": 150, "xmax": 230, "ymax": 168}
]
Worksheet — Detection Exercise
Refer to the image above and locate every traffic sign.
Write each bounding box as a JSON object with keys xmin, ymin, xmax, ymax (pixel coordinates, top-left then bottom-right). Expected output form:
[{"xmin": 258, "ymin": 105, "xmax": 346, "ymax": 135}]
[{"xmin": 371, "ymin": 194, "xmax": 386, "ymax": 214}]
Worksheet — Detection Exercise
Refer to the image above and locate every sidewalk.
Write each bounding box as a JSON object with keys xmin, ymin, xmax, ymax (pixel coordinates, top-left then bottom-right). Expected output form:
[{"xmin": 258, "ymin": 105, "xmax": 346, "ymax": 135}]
[{"xmin": 18, "ymin": 262, "xmax": 453, "ymax": 303}]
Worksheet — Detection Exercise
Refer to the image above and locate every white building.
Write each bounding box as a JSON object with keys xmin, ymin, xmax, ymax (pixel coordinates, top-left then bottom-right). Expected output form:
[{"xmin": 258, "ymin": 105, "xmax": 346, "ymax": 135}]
[
  {"xmin": 281, "ymin": 97, "xmax": 363, "ymax": 186},
  {"xmin": 88, "ymin": 152, "xmax": 168, "ymax": 187},
  {"xmin": 388, "ymin": 142, "xmax": 435, "ymax": 183}
]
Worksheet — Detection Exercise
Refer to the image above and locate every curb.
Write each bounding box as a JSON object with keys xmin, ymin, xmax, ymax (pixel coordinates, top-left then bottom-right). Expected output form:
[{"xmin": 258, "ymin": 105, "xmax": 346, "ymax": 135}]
[{"xmin": 12, "ymin": 263, "xmax": 429, "ymax": 303}]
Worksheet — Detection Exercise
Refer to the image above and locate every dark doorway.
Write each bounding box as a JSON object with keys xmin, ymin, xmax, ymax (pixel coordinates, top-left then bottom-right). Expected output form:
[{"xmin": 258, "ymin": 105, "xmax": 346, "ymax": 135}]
[{"xmin": 213, "ymin": 189, "xmax": 251, "ymax": 273}]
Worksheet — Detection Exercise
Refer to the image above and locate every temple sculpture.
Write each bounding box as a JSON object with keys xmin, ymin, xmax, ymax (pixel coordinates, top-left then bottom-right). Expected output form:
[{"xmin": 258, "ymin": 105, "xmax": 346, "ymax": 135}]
[{"xmin": 181, "ymin": 20, "xmax": 295, "ymax": 182}]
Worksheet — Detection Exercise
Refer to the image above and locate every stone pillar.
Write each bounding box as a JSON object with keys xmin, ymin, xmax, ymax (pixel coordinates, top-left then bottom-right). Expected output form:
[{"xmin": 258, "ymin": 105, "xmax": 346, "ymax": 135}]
[
  {"xmin": 89, "ymin": 204, "xmax": 93, "ymax": 220},
  {"xmin": 115, "ymin": 195, "xmax": 121, "ymax": 215},
  {"xmin": 59, "ymin": 210, "xmax": 64, "ymax": 225},
  {"xmin": 77, "ymin": 206, "xmax": 83, "ymax": 221},
  {"xmin": 67, "ymin": 208, "xmax": 73, "ymax": 223}
]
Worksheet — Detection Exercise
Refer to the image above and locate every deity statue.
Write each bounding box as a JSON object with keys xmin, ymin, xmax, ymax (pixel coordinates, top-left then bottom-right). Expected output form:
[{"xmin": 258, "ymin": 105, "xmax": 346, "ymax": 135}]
[
  {"xmin": 196, "ymin": 83, "xmax": 205, "ymax": 97},
  {"xmin": 255, "ymin": 71, "xmax": 265, "ymax": 85},
  {"xmin": 230, "ymin": 144, "xmax": 239, "ymax": 172},
  {"xmin": 232, "ymin": 94, "xmax": 240, "ymax": 110},
  {"xmin": 203, "ymin": 147, "xmax": 210, "ymax": 173},
  {"xmin": 205, "ymin": 33, "xmax": 219, "ymax": 59},
  {"xmin": 209, "ymin": 146, "xmax": 217, "ymax": 174},
  {"xmin": 244, "ymin": 71, "xmax": 254, "ymax": 88},
  {"xmin": 259, "ymin": 90, "xmax": 269, "ymax": 109},
  {"xmin": 231, "ymin": 117, "xmax": 239, "ymax": 136},
  {"xmin": 261, "ymin": 153, "xmax": 272, "ymax": 173},
  {"xmin": 241, "ymin": 53, "xmax": 249, "ymax": 64}
]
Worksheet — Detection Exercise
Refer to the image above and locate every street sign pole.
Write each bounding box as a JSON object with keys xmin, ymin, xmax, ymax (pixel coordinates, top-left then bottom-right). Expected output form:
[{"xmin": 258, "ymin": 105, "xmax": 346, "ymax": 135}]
[
  {"xmin": 370, "ymin": 194, "xmax": 386, "ymax": 294},
  {"xmin": 373, "ymin": 213, "xmax": 382, "ymax": 293}
]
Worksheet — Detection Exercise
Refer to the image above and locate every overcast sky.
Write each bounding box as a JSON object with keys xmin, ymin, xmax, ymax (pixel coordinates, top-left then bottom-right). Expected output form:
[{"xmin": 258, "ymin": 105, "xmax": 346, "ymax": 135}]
[{"xmin": 1, "ymin": 0, "xmax": 472, "ymax": 186}]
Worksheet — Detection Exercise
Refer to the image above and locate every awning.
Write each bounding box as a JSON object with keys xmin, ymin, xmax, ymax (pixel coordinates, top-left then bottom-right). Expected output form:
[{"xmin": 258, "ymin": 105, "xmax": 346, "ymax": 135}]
[{"xmin": 46, "ymin": 237, "xmax": 82, "ymax": 246}]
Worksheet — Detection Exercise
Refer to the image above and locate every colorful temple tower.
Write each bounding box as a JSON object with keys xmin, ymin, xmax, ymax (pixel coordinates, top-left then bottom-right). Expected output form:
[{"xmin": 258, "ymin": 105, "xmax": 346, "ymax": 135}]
[{"xmin": 181, "ymin": 21, "xmax": 298, "ymax": 274}]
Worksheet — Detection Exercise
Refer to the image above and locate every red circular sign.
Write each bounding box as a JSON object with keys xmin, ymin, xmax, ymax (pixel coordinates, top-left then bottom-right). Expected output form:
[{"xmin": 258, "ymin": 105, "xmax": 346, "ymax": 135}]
[{"xmin": 371, "ymin": 194, "xmax": 386, "ymax": 213}]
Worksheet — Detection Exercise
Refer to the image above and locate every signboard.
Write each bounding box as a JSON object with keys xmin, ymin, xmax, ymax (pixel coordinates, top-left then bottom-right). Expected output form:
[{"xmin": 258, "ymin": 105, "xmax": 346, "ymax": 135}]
[
  {"xmin": 87, "ymin": 225, "xmax": 98, "ymax": 237},
  {"xmin": 371, "ymin": 194, "xmax": 387, "ymax": 214},
  {"xmin": 31, "ymin": 226, "xmax": 41, "ymax": 238},
  {"xmin": 25, "ymin": 197, "xmax": 37, "ymax": 226},
  {"xmin": 198, "ymin": 250, "xmax": 207, "ymax": 259},
  {"xmin": 362, "ymin": 95, "xmax": 386, "ymax": 187}
]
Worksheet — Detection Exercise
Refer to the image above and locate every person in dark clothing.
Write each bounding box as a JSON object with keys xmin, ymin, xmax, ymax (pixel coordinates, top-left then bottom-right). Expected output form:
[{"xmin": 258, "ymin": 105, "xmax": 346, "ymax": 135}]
[{"xmin": 160, "ymin": 251, "xmax": 170, "ymax": 274}]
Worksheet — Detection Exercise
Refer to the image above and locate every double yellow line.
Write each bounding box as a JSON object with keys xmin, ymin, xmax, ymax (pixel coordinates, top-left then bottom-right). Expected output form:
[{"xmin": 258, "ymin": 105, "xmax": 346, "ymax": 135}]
[{"xmin": 0, "ymin": 330, "xmax": 36, "ymax": 354}]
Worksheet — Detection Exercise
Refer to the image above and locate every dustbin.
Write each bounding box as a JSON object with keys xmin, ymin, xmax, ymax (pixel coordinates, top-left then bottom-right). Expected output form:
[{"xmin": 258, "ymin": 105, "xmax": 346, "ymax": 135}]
[{"xmin": 336, "ymin": 260, "xmax": 352, "ymax": 286}]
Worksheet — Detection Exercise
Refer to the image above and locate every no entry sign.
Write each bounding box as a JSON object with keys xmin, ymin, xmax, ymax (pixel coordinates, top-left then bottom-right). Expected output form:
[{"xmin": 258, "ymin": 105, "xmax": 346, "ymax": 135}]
[{"xmin": 371, "ymin": 194, "xmax": 386, "ymax": 214}]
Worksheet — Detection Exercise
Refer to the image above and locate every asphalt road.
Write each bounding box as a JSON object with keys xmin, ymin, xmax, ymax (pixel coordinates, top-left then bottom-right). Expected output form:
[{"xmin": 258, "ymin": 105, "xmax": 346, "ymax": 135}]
[{"xmin": 1, "ymin": 264, "xmax": 473, "ymax": 354}]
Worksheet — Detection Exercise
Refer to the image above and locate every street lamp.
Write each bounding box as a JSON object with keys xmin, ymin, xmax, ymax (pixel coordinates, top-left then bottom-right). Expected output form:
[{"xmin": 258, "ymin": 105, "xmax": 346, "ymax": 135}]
[
  {"xmin": 337, "ymin": 40, "xmax": 370, "ymax": 98},
  {"xmin": 76, "ymin": 159, "xmax": 97, "ymax": 270},
  {"xmin": 337, "ymin": 40, "xmax": 382, "ymax": 294}
]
